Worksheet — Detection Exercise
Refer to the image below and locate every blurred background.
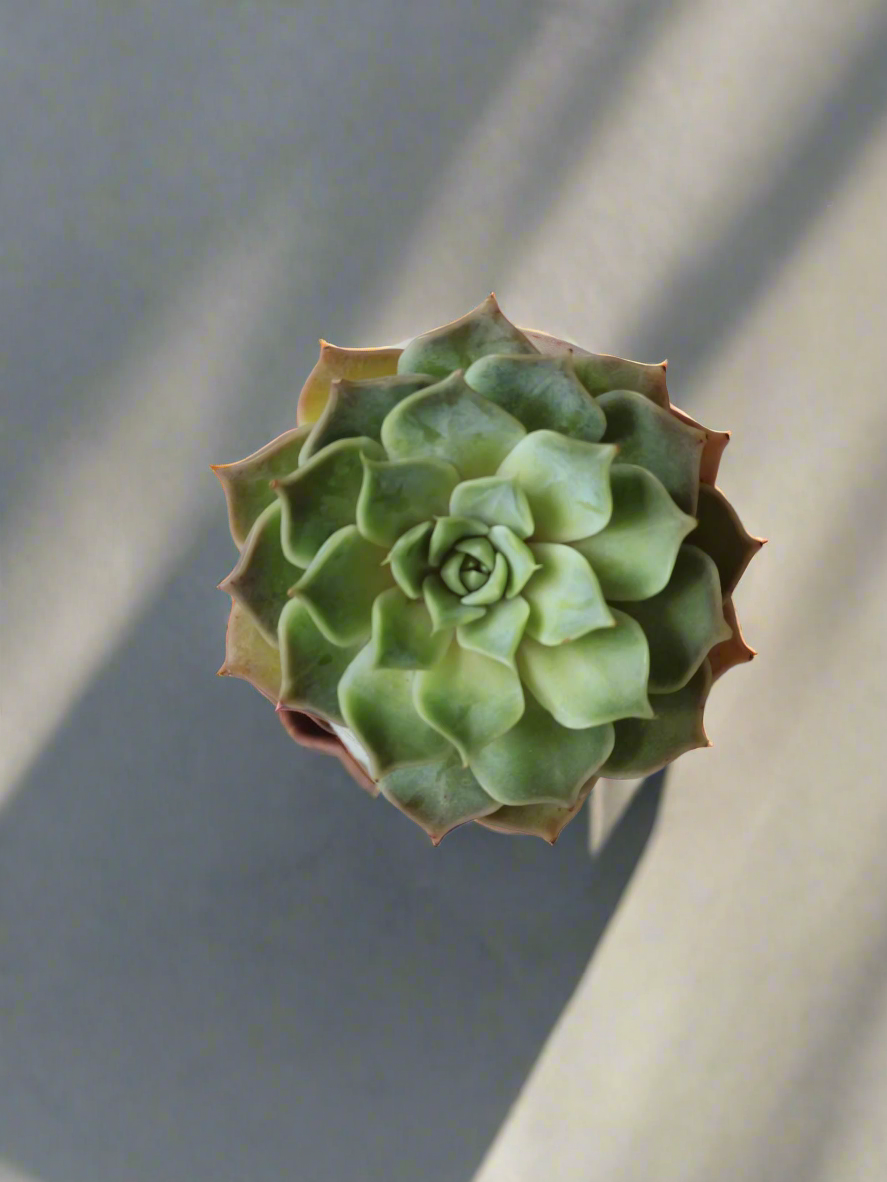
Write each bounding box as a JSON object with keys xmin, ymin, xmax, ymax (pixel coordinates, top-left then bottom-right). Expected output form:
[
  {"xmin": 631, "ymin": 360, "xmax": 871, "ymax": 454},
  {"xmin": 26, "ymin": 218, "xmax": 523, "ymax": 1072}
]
[{"xmin": 2, "ymin": 2, "xmax": 887, "ymax": 1180}]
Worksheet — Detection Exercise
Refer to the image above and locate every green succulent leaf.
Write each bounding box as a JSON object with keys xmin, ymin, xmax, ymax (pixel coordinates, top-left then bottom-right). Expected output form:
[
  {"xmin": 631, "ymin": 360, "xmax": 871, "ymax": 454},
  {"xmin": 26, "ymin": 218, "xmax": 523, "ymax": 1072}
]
[
  {"xmin": 381, "ymin": 370, "xmax": 527, "ymax": 480},
  {"xmin": 413, "ymin": 641, "xmax": 525, "ymax": 766},
  {"xmin": 461, "ymin": 551, "xmax": 508, "ymax": 606},
  {"xmin": 213, "ymin": 425, "xmax": 311, "ymax": 549},
  {"xmin": 616, "ymin": 544, "xmax": 732, "ymax": 692},
  {"xmin": 468, "ymin": 690, "xmax": 614, "ymax": 807},
  {"xmin": 518, "ymin": 608, "xmax": 653, "ymax": 728},
  {"xmin": 379, "ymin": 751, "xmax": 499, "ymax": 844},
  {"xmin": 428, "ymin": 515, "xmax": 489, "ymax": 566},
  {"xmin": 422, "ymin": 574, "xmax": 486, "ymax": 632},
  {"xmin": 462, "ymin": 569, "xmax": 486, "ymax": 591},
  {"xmin": 273, "ymin": 436, "xmax": 385, "ymax": 567},
  {"xmin": 338, "ymin": 642, "xmax": 453, "ymax": 777},
  {"xmin": 300, "ymin": 373, "xmax": 434, "ymax": 464},
  {"xmin": 277, "ymin": 596, "xmax": 361, "ymax": 722},
  {"xmin": 449, "ymin": 476, "xmax": 534, "ymax": 538},
  {"xmin": 601, "ymin": 660, "xmax": 713, "ymax": 779},
  {"xmin": 464, "ymin": 354, "xmax": 607, "ymax": 442},
  {"xmin": 218, "ymin": 501, "xmax": 300, "ymax": 646},
  {"xmin": 293, "ymin": 525, "xmax": 393, "ymax": 646},
  {"xmin": 387, "ymin": 520, "xmax": 432, "ymax": 599},
  {"xmin": 475, "ymin": 777, "xmax": 597, "ymax": 843},
  {"xmin": 396, "ymin": 293, "xmax": 538, "ymax": 379},
  {"xmin": 456, "ymin": 596, "xmax": 530, "ymax": 669},
  {"xmin": 356, "ymin": 455, "xmax": 459, "ymax": 548},
  {"xmin": 598, "ymin": 389, "xmax": 705, "ymax": 515},
  {"xmin": 371, "ymin": 587, "xmax": 451, "ymax": 670},
  {"xmin": 522, "ymin": 543, "xmax": 614, "ymax": 645},
  {"xmin": 440, "ymin": 552, "xmax": 469, "ymax": 595},
  {"xmin": 498, "ymin": 430, "xmax": 617, "ymax": 542},
  {"xmin": 488, "ymin": 525, "xmax": 539, "ymax": 597},
  {"xmin": 571, "ymin": 464, "xmax": 697, "ymax": 601},
  {"xmin": 220, "ymin": 600, "xmax": 282, "ymax": 704},
  {"xmin": 570, "ymin": 354, "xmax": 669, "ymax": 409},
  {"xmin": 687, "ymin": 484, "xmax": 763, "ymax": 596},
  {"xmin": 454, "ymin": 536, "xmax": 495, "ymax": 568}
]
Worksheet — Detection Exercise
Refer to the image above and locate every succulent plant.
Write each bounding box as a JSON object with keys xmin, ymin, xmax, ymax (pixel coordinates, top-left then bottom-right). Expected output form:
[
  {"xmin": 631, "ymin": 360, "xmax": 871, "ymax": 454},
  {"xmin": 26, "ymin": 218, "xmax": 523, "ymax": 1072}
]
[{"xmin": 214, "ymin": 296, "xmax": 762, "ymax": 844}]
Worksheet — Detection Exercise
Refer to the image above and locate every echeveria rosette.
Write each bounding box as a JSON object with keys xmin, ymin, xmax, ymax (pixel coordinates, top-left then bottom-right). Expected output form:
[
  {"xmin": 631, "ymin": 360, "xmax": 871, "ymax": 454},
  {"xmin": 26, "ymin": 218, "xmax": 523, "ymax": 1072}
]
[{"xmin": 214, "ymin": 296, "xmax": 763, "ymax": 844}]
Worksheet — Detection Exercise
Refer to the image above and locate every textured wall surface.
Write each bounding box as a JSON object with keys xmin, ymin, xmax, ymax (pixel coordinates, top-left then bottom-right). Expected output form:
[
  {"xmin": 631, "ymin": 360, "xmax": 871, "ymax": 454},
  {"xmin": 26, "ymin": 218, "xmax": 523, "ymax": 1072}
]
[{"xmin": 2, "ymin": 2, "xmax": 886, "ymax": 1180}]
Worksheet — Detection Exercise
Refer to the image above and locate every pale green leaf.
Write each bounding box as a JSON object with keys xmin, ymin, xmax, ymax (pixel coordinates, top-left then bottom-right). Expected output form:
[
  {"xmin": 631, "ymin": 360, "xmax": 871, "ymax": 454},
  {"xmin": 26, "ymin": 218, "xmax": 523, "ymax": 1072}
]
[{"xmin": 522, "ymin": 543, "xmax": 614, "ymax": 645}]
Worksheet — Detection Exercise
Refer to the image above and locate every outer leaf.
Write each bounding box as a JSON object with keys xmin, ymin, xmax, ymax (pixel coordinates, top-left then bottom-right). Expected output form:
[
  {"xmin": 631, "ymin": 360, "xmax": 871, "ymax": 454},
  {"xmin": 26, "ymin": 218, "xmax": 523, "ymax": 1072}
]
[
  {"xmin": 601, "ymin": 660, "xmax": 712, "ymax": 778},
  {"xmin": 428, "ymin": 515, "xmax": 489, "ymax": 566},
  {"xmin": 379, "ymin": 752, "xmax": 500, "ymax": 844},
  {"xmin": 464, "ymin": 354, "xmax": 606, "ymax": 441},
  {"xmin": 456, "ymin": 597, "xmax": 530, "ymax": 668},
  {"xmin": 293, "ymin": 525, "xmax": 393, "ymax": 646},
  {"xmin": 396, "ymin": 293, "xmax": 538, "ymax": 379},
  {"xmin": 218, "ymin": 501, "xmax": 300, "ymax": 645},
  {"xmin": 450, "ymin": 476, "xmax": 534, "ymax": 538},
  {"xmin": 422, "ymin": 574, "xmax": 486, "ymax": 631},
  {"xmin": 356, "ymin": 455, "xmax": 459, "ymax": 548},
  {"xmin": 387, "ymin": 520, "xmax": 432, "ymax": 599},
  {"xmin": 273, "ymin": 436, "xmax": 385, "ymax": 567},
  {"xmin": 521, "ymin": 328, "xmax": 669, "ymax": 409},
  {"xmin": 669, "ymin": 405, "xmax": 731, "ymax": 486},
  {"xmin": 708, "ymin": 596, "xmax": 757, "ymax": 682},
  {"xmin": 218, "ymin": 601, "xmax": 282, "ymax": 703},
  {"xmin": 338, "ymin": 642, "xmax": 452, "ymax": 777},
  {"xmin": 687, "ymin": 484, "xmax": 765, "ymax": 596},
  {"xmin": 488, "ymin": 525, "xmax": 540, "ymax": 597},
  {"xmin": 498, "ymin": 430, "xmax": 617, "ymax": 542},
  {"xmin": 571, "ymin": 464, "xmax": 697, "ymax": 601},
  {"xmin": 297, "ymin": 341, "xmax": 402, "ymax": 426},
  {"xmin": 469, "ymin": 690, "xmax": 614, "ymax": 806},
  {"xmin": 413, "ymin": 641, "xmax": 525, "ymax": 766},
  {"xmin": 212, "ymin": 426, "xmax": 310, "ymax": 549},
  {"xmin": 277, "ymin": 596, "xmax": 361, "ymax": 723},
  {"xmin": 522, "ymin": 543, "xmax": 614, "ymax": 645},
  {"xmin": 371, "ymin": 588, "xmax": 451, "ymax": 670},
  {"xmin": 616, "ymin": 544, "xmax": 732, "ymax": 692},
  {"xmin": 518, "ymin": 608, "xmax": 653, "ymax": 728},
  {"xmin": 300, "ymin": 373, "xmax": 434, "ymax": 464},
  {"xmin": 599, "ymin": 389, "xmax": 705, "ymax": 514},
  {"xmin": 381, "ymin": 371, "xmax": 526, "ymax": 479},
  {"xmin": 475, "ymin": 776, "xmax": 598, "ymax": 843}
]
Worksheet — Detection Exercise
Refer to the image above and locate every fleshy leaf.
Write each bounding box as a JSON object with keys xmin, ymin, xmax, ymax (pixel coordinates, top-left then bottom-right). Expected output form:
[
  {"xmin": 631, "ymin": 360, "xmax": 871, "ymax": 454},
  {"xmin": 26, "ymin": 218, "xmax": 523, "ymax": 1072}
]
[
  {"xmin": 414, "ymin": 641, "xmax": 525, "ymax": 766},
  {"xmin": 422, "ymin": 574, "xmax": 486, "ymax": 632},
  {"xmin": 456, "ymin": 596, "xmax": 530, "ymax": 668},
  {"xmin": 518, "ymin": 608, "xmax": 653, "ymax": 728},
  {"xmin": 601, "ymin": 661, "xmax": 712, "ymax": 778},
  {"xmin": 297, "ymin": 341, "xmax": 402, "ymax": 426},
  {"xmin": 338, "ymin": 642, "xmax": 452, "ymax": 777},
  {"xmin": 293, "ymin": 525, "xmax": 393, "ymax": 646},
  {"xmin": 708, "ymin": 596, "xmax": 756, "ymax": 682},
  {"xmin": 441, "ymin": 553, "xmax": 468, "ymax": 595},
  {"xmin": 454, "ymin": 536, "xmax": 495, "ymax": 569},
  {"xmin": 273, "ymin": 436, "xmax": 385, "ymax": 567},
  {"xmin": 212, "ymin": 426, "xmax": 311, "ymax": 549},
  {"xmin": 522, "ymin": 543, "xmax": 614, "ymax": 645},
  {"xmin": 379, "ymin": 751, "xmax": 499, "ymax": 844},
  {"xmin": 300, "ymin": 373, "xmax": 434, "ymax": 464},
  {"xmin": 498, "ymin": 430, "xmax": 617, "ymax": 542},
  {"xmin": 464, "ymin": 354, "xmax": 606, "ymax": 442},
  {"xmin": 469, "ymin": 690, "xmax": 614, "ymax": 807},
  {"xmin": 687, "ymin": 484, "xmax": 764, "ymax": 596},
  {"xmin": 521, "ymin": 329, "xmax": 670, "ymax": 409},
  {"xmin": 371, "ymin": 588, "xmax": 451, "ymax": 670},
  {"xmin": 387, "ymin": 521, "xmax": 432, "ymax": 599},
  {"xmin": 488, "ymin": 526, "xmax": 539, "ymax": 597},
  {"xmin": 571, "ymin": 464, "xmax": 696, "ymax": 601},
  {"xmin": 218, "ymin": 601, "xmax": 282, "ymax": 703},
  {"xmin": 396, "ymin": 293, "xmax": 538, "ymax": 379},
  {"xmin": 450, "ymin": 476, "xmax": 534, "ymax": 538},
  {"xmin": 218, "ymin": 501, "xmax": 300, "ymax": 645},
  {"xmin": 475, "ymin": 776, "xmax": 598, "ymax": 843},
  {"xmin": 598, "ymin": 389, "xmax": 705, "ymax": 514},
  {"xmin": 616, "ymin": 544, "xmax": 732, "ymax": 692},
  {"xmin": 428, "ymin": 515, "xmax": 489, "ymax": 566},
  {"xmin": 669, "ymin": 405, "xmax": 731, "ymax": 486},
  {"xmin": 356, "ymin": 455, "xmax": 459, "ymax": 548},
  {"xmin": 381, "ymin": 370, "xmax": 526, "ymax": 479},
  {"xmin": 461, "ymin": 551, "xmax": 508, "ymax": 606},
  {"xmin": 277, "ymin": 596, "xmax": 361, "ymax": 723}
]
